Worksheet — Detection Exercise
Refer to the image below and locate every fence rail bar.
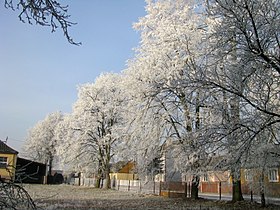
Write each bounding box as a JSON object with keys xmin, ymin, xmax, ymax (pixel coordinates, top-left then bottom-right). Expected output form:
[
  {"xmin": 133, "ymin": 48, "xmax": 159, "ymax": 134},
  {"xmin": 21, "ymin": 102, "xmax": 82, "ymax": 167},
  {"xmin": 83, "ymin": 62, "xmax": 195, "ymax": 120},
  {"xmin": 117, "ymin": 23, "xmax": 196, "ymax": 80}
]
[{"xmin": 72, "ymin": 177, "xmax": 279, "ymax": 202}]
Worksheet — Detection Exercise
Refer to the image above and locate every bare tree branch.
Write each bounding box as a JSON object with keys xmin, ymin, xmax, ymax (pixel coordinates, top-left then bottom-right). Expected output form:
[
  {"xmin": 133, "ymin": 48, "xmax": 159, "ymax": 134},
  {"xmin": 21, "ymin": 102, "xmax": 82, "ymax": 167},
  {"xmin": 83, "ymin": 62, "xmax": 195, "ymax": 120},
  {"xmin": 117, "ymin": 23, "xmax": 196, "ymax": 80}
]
[{"xmin": 4, "ymin": 0, "xmax": 81, "ymax": 45}]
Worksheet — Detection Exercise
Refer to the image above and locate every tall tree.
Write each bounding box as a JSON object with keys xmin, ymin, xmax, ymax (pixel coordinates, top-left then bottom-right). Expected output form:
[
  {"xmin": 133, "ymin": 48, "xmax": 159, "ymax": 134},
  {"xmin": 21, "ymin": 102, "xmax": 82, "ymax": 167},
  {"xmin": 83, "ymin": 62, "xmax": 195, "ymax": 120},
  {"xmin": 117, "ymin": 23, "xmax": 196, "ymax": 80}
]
[
  {"xmin": 57, "ymin": 73, "xmax": 126, "ymax": 189},
  {"xmin": 23, "ymin": 111, "xmax": 63, "ymax": 176},
  {"xmin": 123, "ymin": 0, "xmax": 209, "ymax": 199},
  {"xmin": 203, "ymin": 0, "xmax": 280, "ymax": 202}
]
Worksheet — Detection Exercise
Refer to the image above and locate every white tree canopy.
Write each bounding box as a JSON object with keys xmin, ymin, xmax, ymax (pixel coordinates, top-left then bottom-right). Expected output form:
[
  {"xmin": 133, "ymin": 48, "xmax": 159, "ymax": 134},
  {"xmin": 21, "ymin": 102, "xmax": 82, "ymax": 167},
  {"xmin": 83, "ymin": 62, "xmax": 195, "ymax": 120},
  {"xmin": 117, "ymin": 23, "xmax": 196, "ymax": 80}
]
[
  {"xmin": 122, "ymin": 0, "xmax": 211, "ymax": 177},
  {"xmin": 23, "ymin": 111, "xmax": 63, "ymax": 164},
  {"xmin": 56, "ymin": 73, "xmax": 128, "ymax": 183}
]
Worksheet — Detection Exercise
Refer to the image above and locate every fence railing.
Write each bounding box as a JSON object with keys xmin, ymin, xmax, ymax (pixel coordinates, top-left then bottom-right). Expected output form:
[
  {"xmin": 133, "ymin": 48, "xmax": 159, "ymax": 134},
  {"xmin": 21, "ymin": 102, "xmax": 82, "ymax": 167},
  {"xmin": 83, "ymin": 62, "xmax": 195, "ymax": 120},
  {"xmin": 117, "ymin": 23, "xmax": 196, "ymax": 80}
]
[
  {"xmin": 112, "ymin": 180, "xmax": 161, "ymax": 195},
  {"xmin": 110, "ymin": 179, "xmax": 193, "ymax": 198},
  {"xmin": 75, "ymin": 177, "xmax": 189, "ymax": 197},
  {"xmin": 75, "ymin": 177, "xmax": 220, "ymax": 197},
  {"xmin": 75, "ymin": 177, "xmax": 280, "ymax": 198}
]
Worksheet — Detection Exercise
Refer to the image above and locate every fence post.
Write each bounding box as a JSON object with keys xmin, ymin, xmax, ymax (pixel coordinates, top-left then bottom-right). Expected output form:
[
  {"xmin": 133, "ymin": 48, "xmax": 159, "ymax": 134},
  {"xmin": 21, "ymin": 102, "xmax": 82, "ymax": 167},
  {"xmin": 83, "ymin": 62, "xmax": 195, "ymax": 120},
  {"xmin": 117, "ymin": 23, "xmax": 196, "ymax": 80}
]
[
  {"xmin": 168, "ymin": 182, "xmax": 170, "ymax": 198},
  {"xmin": 219, "ymin": 181, "xmax": 222, "ymax": 200},
  {"xmin": 139, "ymin": 180, "xmax": 142, "ymax": 193},
  {"xmin": 128, "ymin": 180, "xmax": 130, "ymax": 191},
  {"xmin": 188, "ymin": 182, "xmax": 191, "ymax": 198},
  {"xmin": 184, "ymin": 182, "xmax": 187, "ymax": 198},
  {"xmin": 159, "ymin": 181, "xmax": 162, "ymax": 196},
  {"xmin": 118, "ymin": 179, "xmax": 120, "ymax": 191},
  {"xmin": 153, "ymin": 181, "xmax": 156, "ymax": 194}
]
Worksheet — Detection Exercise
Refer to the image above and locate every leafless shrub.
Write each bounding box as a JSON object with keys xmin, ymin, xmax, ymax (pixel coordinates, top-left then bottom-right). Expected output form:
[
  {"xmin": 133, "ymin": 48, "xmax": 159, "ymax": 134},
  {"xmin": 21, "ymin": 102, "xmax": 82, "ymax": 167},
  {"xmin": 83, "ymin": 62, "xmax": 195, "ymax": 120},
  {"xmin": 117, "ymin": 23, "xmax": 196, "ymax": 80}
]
[{"xmin": 0, "ymin": 179, "xmax": 36, "ymax": 210}]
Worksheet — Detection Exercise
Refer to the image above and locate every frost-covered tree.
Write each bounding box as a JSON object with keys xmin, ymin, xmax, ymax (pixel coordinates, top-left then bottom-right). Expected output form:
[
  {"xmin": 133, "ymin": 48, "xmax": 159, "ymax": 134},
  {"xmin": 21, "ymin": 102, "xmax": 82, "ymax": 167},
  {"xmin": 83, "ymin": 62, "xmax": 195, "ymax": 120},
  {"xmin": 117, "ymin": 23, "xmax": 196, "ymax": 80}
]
[
  {"xmin": 123, "ymin": 0, "xmax": 279, "ymax": 203},
  {"xmin": 123, "ymin": 0, "xmax": 209, "ymax": 199},
  {"xmin": 4, "ymin": 0, "xmax": 80, "ymax": 45},
  {"xmin": 201, "ymin": 0, "xmax": 280, "ymax": 202},
  {"xmin": 57, "ymin": 73, "xmax": 127, "ymax": 189},
  {"xmin": 23, "ymin": 111, "xmax": 63, "ymax": 176},
  {"xmin": 204, "ymin": 0, "xmax": 280, "ymax": 145}
]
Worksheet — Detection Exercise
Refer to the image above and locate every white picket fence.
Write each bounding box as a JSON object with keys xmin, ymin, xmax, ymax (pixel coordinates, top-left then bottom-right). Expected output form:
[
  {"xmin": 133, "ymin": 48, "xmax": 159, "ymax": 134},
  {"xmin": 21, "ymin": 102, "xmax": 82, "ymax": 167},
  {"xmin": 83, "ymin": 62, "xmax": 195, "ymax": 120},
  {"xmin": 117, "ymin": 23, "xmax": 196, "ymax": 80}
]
[
  {"xmin": 74, "ymin": 177, "xmax": 161, "ymax": 195},
  {"xmin": 113, "ymin": 180, "xmax": 160, "ymax": 194}
]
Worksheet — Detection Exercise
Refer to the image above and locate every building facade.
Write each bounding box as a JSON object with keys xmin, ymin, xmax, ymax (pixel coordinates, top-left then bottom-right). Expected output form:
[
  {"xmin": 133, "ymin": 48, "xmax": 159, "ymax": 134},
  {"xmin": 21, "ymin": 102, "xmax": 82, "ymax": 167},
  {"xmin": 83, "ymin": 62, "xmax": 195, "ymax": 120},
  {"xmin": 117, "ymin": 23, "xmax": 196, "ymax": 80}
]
[{"xmin": 0, "ymin": 141, "xmax": 18, "ymax": 181}]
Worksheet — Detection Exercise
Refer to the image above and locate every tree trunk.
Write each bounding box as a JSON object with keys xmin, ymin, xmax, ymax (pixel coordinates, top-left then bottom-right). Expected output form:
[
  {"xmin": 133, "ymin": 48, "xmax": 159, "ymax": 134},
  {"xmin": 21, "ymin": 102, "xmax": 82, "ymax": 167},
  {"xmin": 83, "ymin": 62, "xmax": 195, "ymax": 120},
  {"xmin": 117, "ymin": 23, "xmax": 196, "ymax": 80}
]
[
  {"xmin": 190, "ymin": 93, "xmax": 201, "ymax": 200},
  {"xmin": 260, "ymin": 171, "xmax": 266, "ymax": 207},
  {"xmin": 95, "ymin": 176, "xmax": 101, "ymax": 188},
  {"xmin": 191, "ymin": 175, "xmax": 200, "ymax": 199},
  {"xmin": 95, "ymin": 161, "xmax": 102, "ymax": 188},
  {"xmin": 260, "ymin": 192, "xmax": 265, "ymax": 207},
  {"xmin": 232, "ymin": 179, "xmax": 243, "ymax": 202},
  {"xmin": 231, "ymin": 170, "xmax": 244, "ymax": 202},
  {"xmin": 103, "ymin": 147, "xmax": 111, "ymax": 189},
  {"xmin": 103, "ymin": 171, "xmax": 111, "ymax": 189},
  {"xmin": 48, "ymin": 155, "xmax": 53, "ymax": 176}
]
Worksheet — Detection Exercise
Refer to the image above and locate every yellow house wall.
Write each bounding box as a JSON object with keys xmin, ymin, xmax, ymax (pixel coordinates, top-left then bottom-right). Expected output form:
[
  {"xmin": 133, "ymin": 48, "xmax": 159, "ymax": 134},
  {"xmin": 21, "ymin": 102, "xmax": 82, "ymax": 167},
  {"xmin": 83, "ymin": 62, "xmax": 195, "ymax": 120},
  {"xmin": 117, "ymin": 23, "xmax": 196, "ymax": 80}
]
[
  {"xmin": 240, "ymin": 169, "xmax": 246, "ymax": 184},
  {"xmin": 0, "ymin": 153, "xmax": 17, "ymax": 181},
  {"xmin": 110, "ymin": 173, "xmax": 138, "ymax": 180},
  {"xmin": 263, "ymin": 168, "xmax": 280, "ymax": 197}
]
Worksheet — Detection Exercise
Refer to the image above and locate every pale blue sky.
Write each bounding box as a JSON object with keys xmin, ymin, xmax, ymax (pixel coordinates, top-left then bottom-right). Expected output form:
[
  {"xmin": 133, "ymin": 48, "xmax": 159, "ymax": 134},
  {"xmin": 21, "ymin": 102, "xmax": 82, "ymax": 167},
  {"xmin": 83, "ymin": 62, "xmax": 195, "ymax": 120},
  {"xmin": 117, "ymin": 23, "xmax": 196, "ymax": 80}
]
[{"xmin": 0, "ymin": 1, "xmax": 146, "ymax": 152}]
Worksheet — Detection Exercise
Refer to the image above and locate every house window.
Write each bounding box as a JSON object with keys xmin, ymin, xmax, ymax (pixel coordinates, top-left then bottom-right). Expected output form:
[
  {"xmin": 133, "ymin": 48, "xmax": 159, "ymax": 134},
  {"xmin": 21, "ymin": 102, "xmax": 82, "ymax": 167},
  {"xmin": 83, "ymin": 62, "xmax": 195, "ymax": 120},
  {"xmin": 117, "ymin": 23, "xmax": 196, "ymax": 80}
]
[
  {"xmin": 0, "ymin": 157, "xmax": 8, "ymax": 168},
  {"xmin": 268, "ymin": 169, "xmax": 279, "ymax": 182},
  {"xmin": 202, "ymin": 174, "xmax": 208, "ymax": 182},
  {"xmin": 244, "ymin": 169, "xmax": 253, "ymax": 182}
]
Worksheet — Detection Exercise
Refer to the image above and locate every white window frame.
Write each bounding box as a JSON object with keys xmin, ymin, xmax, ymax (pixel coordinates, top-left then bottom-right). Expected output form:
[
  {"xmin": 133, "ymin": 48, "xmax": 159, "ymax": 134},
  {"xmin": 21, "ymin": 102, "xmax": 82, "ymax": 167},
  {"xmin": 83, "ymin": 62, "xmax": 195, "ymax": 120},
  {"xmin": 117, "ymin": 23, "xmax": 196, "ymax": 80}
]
[
  {"xmin": 0, "ymin": 157, "xmax": 8, "ymax": 168},
  {"xmin": 244, "ymin": 169, "xmax": 253, "ymax": 182},
  {"xmin": 268, "ymin": 168, "xmax": 279, "ymax": 182}
]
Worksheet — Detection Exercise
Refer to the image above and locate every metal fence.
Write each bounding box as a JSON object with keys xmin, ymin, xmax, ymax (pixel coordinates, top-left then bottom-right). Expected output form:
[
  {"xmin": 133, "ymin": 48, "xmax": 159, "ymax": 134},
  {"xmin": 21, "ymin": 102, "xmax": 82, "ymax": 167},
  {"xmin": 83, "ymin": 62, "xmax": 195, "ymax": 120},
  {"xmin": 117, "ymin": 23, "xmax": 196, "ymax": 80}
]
[
  {"xmin": 110, "ymin": 180, "xmax": 192, "ymax": 198},
  {"xmin": 76, "ymin": 177, "xmax": 188, "ymax": 197},
  {"xmin": 74, "ymin": 177, "xmax": 280, "ymax": 201},
  {"xmin": 112, "ymin": 180, "xmax": 161, "ymax": 195},
  {"xmin": 75, "ymin": 177, "xmax": 221, "ymax": 198}
]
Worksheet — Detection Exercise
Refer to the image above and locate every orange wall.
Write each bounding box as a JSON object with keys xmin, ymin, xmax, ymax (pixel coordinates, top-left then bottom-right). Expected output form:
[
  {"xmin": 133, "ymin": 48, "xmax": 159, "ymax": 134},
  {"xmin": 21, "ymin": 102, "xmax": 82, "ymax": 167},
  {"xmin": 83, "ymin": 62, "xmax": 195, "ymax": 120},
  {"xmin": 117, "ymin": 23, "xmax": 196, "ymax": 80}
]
[
  {"xmin": 118, "ymin": 162, "xmax": 135, "ymax": 173},
  {"xmin": 200, "ymin": 169, "xmax": 280, "ymax": 198}
]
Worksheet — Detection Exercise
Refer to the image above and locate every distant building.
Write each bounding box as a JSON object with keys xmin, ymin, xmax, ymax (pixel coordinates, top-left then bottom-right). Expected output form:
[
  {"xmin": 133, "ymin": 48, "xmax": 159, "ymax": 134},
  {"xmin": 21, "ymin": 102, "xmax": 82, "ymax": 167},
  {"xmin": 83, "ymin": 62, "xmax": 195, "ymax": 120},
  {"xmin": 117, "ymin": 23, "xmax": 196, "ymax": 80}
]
[
  {"xmin": 15, "ymin": 157, "xmax": 46, "ymax": 184},
  {"xmin": 110, "ymin": 161, "xmax": 138, "ymax": 180},
  {"xmin": 153, "ymin": 142, "xmax": 182, "ymax": 182}
]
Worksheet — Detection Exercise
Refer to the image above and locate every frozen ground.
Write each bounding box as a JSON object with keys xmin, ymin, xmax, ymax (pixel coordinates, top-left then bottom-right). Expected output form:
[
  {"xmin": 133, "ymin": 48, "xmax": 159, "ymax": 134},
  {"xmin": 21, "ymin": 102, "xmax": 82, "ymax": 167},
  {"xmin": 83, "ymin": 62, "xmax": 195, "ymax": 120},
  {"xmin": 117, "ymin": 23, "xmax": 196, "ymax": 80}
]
[{"xmin": 23, "ymin": 184, "xmax": 278, "ymax": 210}]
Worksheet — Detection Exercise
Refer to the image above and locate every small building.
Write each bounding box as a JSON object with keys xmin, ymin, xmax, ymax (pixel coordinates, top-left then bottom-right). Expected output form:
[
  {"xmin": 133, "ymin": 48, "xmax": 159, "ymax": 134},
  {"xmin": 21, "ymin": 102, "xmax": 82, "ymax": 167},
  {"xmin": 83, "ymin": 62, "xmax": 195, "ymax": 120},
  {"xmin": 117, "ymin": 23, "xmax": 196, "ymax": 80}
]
[
  {"xmin": 110, "ymin": 161, "xmax": 138, "ymax": 180},
  {"xmin": 15, "ymin": 157, "xmax": 46, "ymax": 184},
  {"xmin": 195, "ymin": 167, "xmax": 280, "ymax": 197},
  {"xmin": 0, "ymin": 141, "xmax": 18, "ymax": 181},
  {"xmin": 241, "ymin": 167, "xmax": 280, "ymax": 197},
  {"xmin": 154, "ymin": 142, "xmax": 183, "ymax": 182}
]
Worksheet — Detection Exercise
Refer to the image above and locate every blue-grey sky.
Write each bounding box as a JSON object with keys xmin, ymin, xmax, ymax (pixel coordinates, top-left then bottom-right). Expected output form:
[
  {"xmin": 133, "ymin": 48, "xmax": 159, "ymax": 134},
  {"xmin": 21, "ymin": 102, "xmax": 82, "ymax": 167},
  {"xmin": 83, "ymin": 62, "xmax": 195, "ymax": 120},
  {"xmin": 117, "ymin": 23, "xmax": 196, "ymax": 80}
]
[{"xmin": 0, "ymin": 1, "xmax": 146, "ymax": 152}]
